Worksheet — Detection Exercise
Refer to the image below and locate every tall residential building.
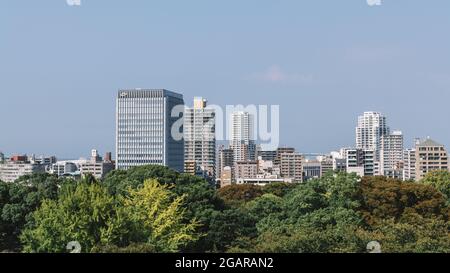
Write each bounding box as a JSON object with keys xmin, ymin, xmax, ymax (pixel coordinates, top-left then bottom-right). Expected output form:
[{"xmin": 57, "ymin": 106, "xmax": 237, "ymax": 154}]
[
  {"xmin": 217, "ymin": 145, "xmax": 234, "ymax": 182},
  {"xmin": 116, "ymin": 89, "xmax": 185, "ymax": 171},
  {"xmin": 380, "ymin": 130, "xmax": 404, "ymax": 175},
  {"xmin": 274, "ymin": 147, "xmax": 296, "ymax": 166},
  {"xmin": 356, "ymin": 112, "xmax": 390, "ymax": 160},
  {"xmin": 402, "ymin": 148, "xmax": 416, "ymax": 181},
  {"xmin": 230, "ymin": 111, "xmax": 256, "ymax": 162},
  {"xmin": 415, "ymin": 138, "xmax": 448, "ymax": 181},
  {"xmin": 184, "ymin": 97, "xmax": 216, "ymax": 179},
  {"xmin": 279, "ymin": 152, "xmax": 303, "ymax": 182},
  {"xmin": 346, "ymin": 148, "xmax": 375, "ymax": 176}
]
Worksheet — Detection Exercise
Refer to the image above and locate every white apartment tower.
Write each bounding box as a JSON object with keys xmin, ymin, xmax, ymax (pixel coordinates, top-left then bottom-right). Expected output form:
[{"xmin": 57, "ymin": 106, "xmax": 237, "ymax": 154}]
[
  {"xmin": 184, "ymin": 97, "xmax": 216, "ymax": 179},
  {"xmin": 356, "ymin": 112, "xmax": 390, "ymax": 160},
  {"xmin": 230, "ymin": 111, "xmax": 257, "ymax": 162},
  {"xmin": 380, "ymin": 130, "xmax": 404, "ymax": 175},
  {"xmin": 403, "ymin": 148, "xmax": 416, "ymax": 181}
]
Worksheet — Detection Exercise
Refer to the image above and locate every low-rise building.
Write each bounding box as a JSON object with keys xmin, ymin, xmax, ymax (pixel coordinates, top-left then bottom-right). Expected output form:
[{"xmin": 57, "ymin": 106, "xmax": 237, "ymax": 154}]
[
  {"xmin": 302, "ymin": 160, "xmax": 322, "ymax": 181},
  {"xmin": 48, "ymin": 161, "xmax": 79, "ymax": 177},
  {"xmin": 0, "ymin": 155, "xmax": 46, "ymax": 182},
  {"xmin": 236, "ymin": 175, "xmax": 294, "ymax": 186},
  {"xmin": 79, "ymin": 150, "xmax": 114, "ymax": 180},
  {"xmin": 235, "ymin": 161, "xmax": 259, "ymax": 180},
  {"xmin": 220, "ymin": 166, "xmax": 233, "ymax": 188}
]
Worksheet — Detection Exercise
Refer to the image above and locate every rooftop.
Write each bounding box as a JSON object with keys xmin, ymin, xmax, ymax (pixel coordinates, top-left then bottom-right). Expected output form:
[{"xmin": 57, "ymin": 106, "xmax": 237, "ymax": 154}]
[{"xmin": 417, "ymin": 138, "xmax": 444, "ymax": 147}]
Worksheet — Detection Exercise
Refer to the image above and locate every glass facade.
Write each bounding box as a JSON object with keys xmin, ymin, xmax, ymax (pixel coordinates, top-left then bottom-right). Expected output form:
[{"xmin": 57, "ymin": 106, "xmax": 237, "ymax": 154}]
[{"xmin": 116, "ymin": 89, "xmax": 184, "ymax": 171}]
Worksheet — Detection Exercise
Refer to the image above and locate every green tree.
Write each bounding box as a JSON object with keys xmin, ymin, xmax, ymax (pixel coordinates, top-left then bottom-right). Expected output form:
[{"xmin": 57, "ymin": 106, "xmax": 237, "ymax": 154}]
[
  {"xmin": 420, "ymin": 170, "xmax": 450, "ymax": 203},
  {"xmin": 255, "ymin": 222, "xmax": 364, "ymax": 253},
  {"xmin": 358, "ymin": 176, "xmax": 449, "ymax": 226},
  {"xmin": 262, "ymin": 183, "xmax": 297, "ymax": 197},
  {"xmin": 250, "ymin": 173, "xmax": 366, "ymax": 253},
  {"xmin": 103, "ymin": 165, "xmax": 179, "ymax": 196},
  {"xmin": 20, "ymin": 181, "xmax": 117, "ymax": 253},
  {"xmin": 356, "ymin": 213, "xmax": 450, "ymax": 253},
  {"xmin": 103, "ymin": 165, "xmax": 224, "ymax": 253},
  {"xmin": 21, "ymin": 179, "xmax": 200, "ymax": 253},
  {"xmin": 205, "ymin": 209, "xmax": 257, "ymax": 252},
  {"xmin": 0, "ymin": 174, "xmax": 65, "ymax": 251},
  {"xmin": 217, "ymin": 184, "xmax": 264, "ymax": 208},
  {"xmin": 108, "ymin": 179, "xmax": 200, "ymax": 252},
  {"xmin": 245, "ymin": 194, "xmax": 284, "ymax": 222}
]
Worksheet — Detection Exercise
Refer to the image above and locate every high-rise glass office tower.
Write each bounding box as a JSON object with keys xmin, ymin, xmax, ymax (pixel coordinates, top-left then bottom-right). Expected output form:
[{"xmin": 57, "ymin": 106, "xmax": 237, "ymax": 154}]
[
  {"xmin": 184, "ymin": 97, "xmax": 216, "ymax": 179},
  {"xmin": 116, "ymin": 89, "xmax": 184, "ymax": 171}
]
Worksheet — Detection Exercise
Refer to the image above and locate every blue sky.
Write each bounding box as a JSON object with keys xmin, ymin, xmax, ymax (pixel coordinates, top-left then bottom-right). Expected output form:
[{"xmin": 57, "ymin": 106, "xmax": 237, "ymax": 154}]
[{"xmin": 1, "ymin": 0, "xmax": 450, "ymax": 158}]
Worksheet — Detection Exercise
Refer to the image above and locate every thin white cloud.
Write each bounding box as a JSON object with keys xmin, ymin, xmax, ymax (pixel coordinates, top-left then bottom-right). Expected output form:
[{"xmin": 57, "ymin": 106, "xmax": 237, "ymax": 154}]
[
  {"xmin": 250, "ymin": 65, "xmax": 313, "ymax": 85},
  {"xmin": 367, "ymin": 0, "xmax": 382, "ymax": 6}
]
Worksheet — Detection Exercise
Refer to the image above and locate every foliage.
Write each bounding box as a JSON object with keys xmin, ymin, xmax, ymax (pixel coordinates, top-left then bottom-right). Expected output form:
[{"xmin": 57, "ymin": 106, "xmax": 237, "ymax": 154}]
[
  {"xmin": 204, "ymin": 209, "xmax": 257, "ymax": 252},
  {"xmin": 245, "ymin": 194, "xmax": 284, "ymax": 222},
  {"xmin": 109, "ymin": 179, "xmax": 200, "ymax": 252},
  {"xmin": 217, "ymin": 184, "xmax": 264, "ymax": 208},
  {"xmin": 103, "ymin": 165, "xmax": 179, "ymax": 196},
  {"xmin": 358, "ymin": 176, "xmax": 449, "ymax": 226},
  {"xmin": 0, "ymin": 174, "xmax": 66, "ymax": 251},
  {"xmin": 91, "ymin": 243, "xmax": 157, "ymax": 253},
  {"xmin": 20, "ymin": 181, "xmax": 117, "ymax": 253},
  {"xmin": 262, "ymin": 183, "xmax": 297, "ymax": 197},
  {"xmin": 420, "ymin": 170, "xmax": 450, "ymax": 203},
  {"xmin": 20, "ymin": 179, "xmax": 200, "ymax": 253},
  {"xmin": 356, "ymin": 213, "xmax": 450, "ymax": 253},
  {"xmin": 1, "ymin": 164, "xmax": 449, "ymax": 253},
  {"xmin": 103, "ymin": 165, "xmax": 223, "ymax": 253}
]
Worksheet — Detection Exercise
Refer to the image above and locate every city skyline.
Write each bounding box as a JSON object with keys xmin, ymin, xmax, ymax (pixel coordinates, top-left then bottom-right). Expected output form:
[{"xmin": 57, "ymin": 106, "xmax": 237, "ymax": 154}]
[
  {"xmin": 2, "ymin": 1, "xmax": 450, "ymax": 158},
  {"xmin": 0, "ymin": 92, "xmax": 446, "ymax": 159}
]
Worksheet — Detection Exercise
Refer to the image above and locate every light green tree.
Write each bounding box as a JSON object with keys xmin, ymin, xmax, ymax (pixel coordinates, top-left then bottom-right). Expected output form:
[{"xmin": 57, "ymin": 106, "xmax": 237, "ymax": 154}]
[
  {"xmin": 20, "ymin": 180, "xmax": 200, "ymax": 253},
  {"xmin": 420, "ymin": 170, "xmax": 450, "ymax": 203},
  {"xmin": 106, "ymin": 179, "xmax": 200, "ymax": 252},
  {"xmin": 20, "ymin": 182, "xmax": 116, "ymax": 253}
]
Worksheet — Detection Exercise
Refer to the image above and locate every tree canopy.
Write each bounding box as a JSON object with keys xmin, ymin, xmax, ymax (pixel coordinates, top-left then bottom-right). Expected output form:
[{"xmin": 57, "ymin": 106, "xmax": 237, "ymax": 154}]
[
  {"xmin": 20, "ymin": 179, "xmax": 199, "ymax": 253},
  {"xmin": 1, "ymin": 166, "xmax": 449, "ymax": 253}
]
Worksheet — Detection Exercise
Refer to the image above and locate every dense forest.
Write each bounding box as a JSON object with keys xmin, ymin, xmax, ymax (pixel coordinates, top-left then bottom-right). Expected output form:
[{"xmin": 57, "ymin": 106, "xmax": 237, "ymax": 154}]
[{"xmin": 0, "ymin": 166, "xmax": 449, "ymax": 253}]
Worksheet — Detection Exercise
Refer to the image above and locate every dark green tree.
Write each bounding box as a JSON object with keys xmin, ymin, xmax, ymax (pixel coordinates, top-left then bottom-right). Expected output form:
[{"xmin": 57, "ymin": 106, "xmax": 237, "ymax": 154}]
[
  {"xmin": 358, "ymin": 176, "xmax": 449, "ymax": 226},
  {"xmin": 0, "ymin": 173, "xmax": 65, "ymax": 251},
  {"xmin": 217, "ymin": 184, "xmax": 264, "ymax": 208}
]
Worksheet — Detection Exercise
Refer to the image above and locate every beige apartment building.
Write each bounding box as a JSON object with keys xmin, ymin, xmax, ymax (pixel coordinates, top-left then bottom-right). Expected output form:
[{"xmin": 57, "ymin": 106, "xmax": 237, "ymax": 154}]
[
  {"xmin": 235, "ymin": 161, "xmax": 259, "ymax": 180},
  {"xmin": 184, "ymin": 97, "xmax": 216, "ymax": 180},
  {"xmin": 415, "ymin": 138, "xmax": 448, "ymax": 181},
  {"xmin": 279, "ymin": 152, "xmax": 303, "ymax": 182}
]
